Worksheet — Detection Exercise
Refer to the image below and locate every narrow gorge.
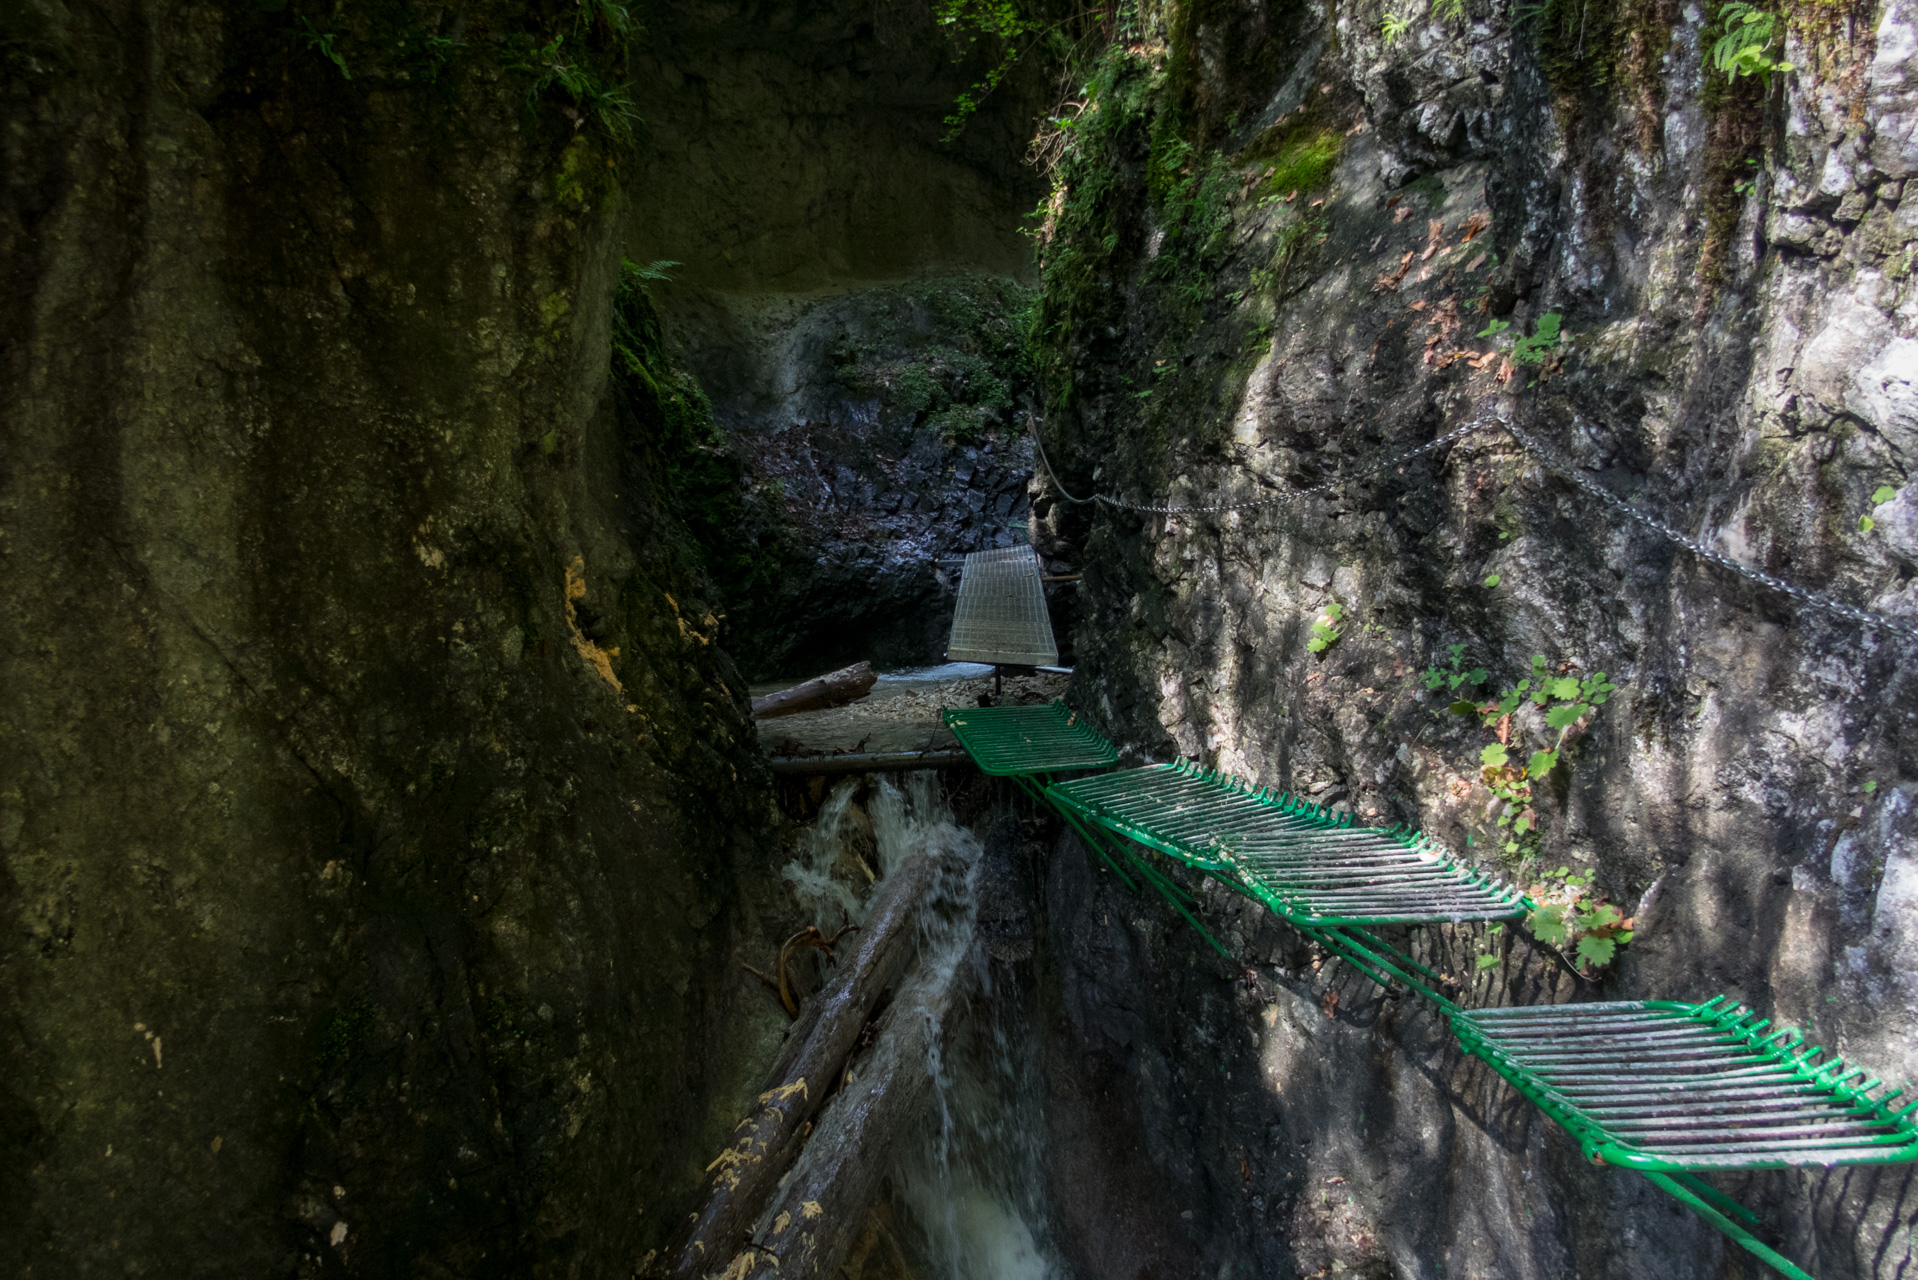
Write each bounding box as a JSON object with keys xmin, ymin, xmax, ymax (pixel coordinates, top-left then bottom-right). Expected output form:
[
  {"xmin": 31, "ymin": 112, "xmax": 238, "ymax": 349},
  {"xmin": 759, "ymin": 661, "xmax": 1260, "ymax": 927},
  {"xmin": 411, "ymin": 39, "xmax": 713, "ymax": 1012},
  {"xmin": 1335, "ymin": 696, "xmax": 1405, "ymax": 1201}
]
[{"xmin": 5, "ymin": 1, "xmax": 1918, "ymax": 1278}]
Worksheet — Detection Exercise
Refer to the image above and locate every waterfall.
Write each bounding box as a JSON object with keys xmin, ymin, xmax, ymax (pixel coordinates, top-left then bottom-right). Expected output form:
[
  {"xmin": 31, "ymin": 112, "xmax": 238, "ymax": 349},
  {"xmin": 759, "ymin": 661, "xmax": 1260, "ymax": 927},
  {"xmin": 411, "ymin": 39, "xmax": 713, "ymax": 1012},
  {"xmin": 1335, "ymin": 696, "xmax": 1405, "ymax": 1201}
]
[{"xmin": 784, "ymin": 772, "xmax": 1063, "ymax": 1278}]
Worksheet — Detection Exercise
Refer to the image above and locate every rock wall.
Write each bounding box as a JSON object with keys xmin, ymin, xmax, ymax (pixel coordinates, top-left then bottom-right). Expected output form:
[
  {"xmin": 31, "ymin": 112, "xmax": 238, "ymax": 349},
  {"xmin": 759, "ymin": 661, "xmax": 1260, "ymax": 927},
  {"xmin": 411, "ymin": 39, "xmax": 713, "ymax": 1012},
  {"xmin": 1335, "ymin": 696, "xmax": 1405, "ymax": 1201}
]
[
  {"xmin": 1029, "ymin": 0, "xmax": 1918, "ymax": 1274},
  {"xmin": 0, "ymin": 4, "xmax": 781, "ymax": 1275},
  {"xmin": 617, "ymin": 1, "xmax": 1055, "ymax": 676}
]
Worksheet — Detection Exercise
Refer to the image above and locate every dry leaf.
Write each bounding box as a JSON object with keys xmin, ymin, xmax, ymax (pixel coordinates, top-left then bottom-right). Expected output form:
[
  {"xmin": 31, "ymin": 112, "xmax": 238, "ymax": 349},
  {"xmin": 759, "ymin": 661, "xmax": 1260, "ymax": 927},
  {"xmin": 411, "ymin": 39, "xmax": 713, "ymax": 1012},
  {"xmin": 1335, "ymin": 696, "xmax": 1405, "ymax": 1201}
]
[
  {"xmin": 1460, "ymin": 211, "xmax": 1490, "ymax": 242},
  {"xmin": 773, "ymin": 1211, "xmax": 792, "ymax": 1235},
  {"xmin": 1393, "ymin": 205, "xmax": 1414, "ymax": 223},
  {"xmin": 1309, "ymin": 197, "xmax": 1324, "ymax": 207},
  {"xmin": 1321, "ymin": 990, "xmax": 1341, "ymax": 1018},
  {"xmin": 1465, "ymin": 251, "xmax": 1487, "ymax": 272},
  {"xmin": 1409, "ymin": 299, "xmax": 1428, "ymax": 311},
  {"xmin": 802, "ymin": 1201, "xmax": 823, "ymax": 1219},
  {"xmin": 1285, "ymin": 189, "xmax": 1299, "ymax": 202}
]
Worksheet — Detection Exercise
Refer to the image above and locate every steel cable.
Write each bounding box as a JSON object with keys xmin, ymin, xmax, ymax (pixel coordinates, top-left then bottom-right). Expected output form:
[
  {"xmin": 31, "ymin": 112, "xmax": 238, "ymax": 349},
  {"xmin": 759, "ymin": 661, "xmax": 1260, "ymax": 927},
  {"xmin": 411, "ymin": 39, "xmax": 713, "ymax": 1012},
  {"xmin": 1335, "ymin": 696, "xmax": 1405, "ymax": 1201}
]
[{"xmin": 1025, "ymin": 411, "xmax": 1918, "ymax": 643}]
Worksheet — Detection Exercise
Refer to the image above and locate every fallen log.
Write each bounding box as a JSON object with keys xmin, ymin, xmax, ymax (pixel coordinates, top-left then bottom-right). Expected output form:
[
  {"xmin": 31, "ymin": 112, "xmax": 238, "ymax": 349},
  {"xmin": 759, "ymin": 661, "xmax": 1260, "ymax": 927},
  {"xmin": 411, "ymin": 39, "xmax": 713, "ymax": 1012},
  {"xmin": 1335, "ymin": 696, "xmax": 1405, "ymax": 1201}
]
[
  {"xmin": 766, "ymin": 749, "xmax": 970, "ymax": 776},
  {"xmin": 728, "ymin": 924, "xmax": 969, "ymax": 1279},
  {"xmin": 666, "ymin": 850, "xmax": 934, "ymax": 1279},
  {"xmin": 751, "ymin": 661, "xmax": 876, "ymax": 720}
]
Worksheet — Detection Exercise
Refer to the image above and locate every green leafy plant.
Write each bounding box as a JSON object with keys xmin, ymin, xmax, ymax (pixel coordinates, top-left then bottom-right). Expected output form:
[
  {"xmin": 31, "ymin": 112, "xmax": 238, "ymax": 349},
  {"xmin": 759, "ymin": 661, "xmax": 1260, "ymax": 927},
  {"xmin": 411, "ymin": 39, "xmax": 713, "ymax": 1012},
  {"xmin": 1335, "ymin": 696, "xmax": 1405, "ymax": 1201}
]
[
  {"xmin": 1861, "ymin": 484, "xmax": 1896, "ymax": 533},
  {"xmin": 1527, "ymin": 866, "xmax": 1635, "ymax": 973},
  {"xmin": 1381, "ymin": 13, "xmax": 1412, "ymax": 44},
  {"xmin": 627, "ymin": 259, "xmax": 680, "ymax": 283},
  {"xmin": 1712, "ymin": 3, "xmax": 1793, "ymax": 86},
  {"xmin": 1307, "ymin": 601, "xmax": 1344, "ymax": 654},
  {"xmin": 1511, "ymin": 312, "xmax": 1563, "ymax": 365},
  {"xmin": 300, "ymin": 17, "xmax": 351, "ymax": 79},
  {"xmin": 1422, "ymin": 643, "xmax": 1488, "ymax": 713},
  {"xmin": 524, "ymin": 33, "xmax": 639, "ymax": 146},
  {"xmin": 1474, "ymin": 656, "xmax": 1617, "ymax": 860},
  {"xmin": 1477, "ymin": 318, "xmax": 1511, "ymax": 339}
]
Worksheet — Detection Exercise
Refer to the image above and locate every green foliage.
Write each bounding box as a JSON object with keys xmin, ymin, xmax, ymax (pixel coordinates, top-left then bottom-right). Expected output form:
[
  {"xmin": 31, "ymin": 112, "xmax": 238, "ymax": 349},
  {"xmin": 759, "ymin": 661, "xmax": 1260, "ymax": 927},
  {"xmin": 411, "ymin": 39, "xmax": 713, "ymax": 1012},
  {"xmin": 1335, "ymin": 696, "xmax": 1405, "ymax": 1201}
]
[
  {"xmin": 628, "ymin": 259, "xmax": 680, "ymax": 282},
  {"xmin": 520, "ymin": 32, "xmax": 639, "ymax": 147},
  {"xmin": 1862, "ymin": 484, "xmax": 1896, "ymax": 532},
  {"xmin": 1382, "ymin": 13, "xmax": 1412, "ymax": 44},
  {"xmin": 609, "ymin": 260, "xmax": 789, "ymax": 636},
  {"xmin": 1511, "ymin": 312, "xmax": 1563, "ymax": 365},
  {"xmin": 1519, "ymin": 0, "xmax": 1624, "ymax": 92},
  {"xmin": 932, "ymin": 0, "xmax": 1044, "ymax": 138},
  {"xmin": 1712, "ymin": 3, "xmax": 1793, "ymax": 86},
  {"xmin": 1459, "ymin": 653, "xmax": 1617, "ymax": 862},
  {"xmin": 1422, "ymin": 644, "xmax": 1488, "ymax": 710},
  {"xmin": 1307, "ymin": 601, "xmax": 1344, "ymax": 654},
  {"xmin": 1526, "ymin": 866, "xmax": 1634, "ymax": 973},
  {"xmin": 299, "ymin": 17, "xmax": 351, "ymax": 79}
]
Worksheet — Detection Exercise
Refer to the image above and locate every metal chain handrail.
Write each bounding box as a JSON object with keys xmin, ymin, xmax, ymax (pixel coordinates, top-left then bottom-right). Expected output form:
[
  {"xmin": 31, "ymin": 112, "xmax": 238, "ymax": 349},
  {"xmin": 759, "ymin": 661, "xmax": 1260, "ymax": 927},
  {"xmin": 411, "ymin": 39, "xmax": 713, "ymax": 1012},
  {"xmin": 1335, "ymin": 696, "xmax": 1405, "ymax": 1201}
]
[{"xmin": 1027, "ymin": 412, "xmax": 1918, "ymax": 643}]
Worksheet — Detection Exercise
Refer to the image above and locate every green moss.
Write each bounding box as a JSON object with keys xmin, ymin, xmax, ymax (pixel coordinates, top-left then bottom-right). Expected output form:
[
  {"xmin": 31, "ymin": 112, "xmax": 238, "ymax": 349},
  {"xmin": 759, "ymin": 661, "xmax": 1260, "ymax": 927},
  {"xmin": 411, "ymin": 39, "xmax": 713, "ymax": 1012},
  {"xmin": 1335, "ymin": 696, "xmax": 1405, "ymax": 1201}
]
[
  {"xmin": 1246, "ymin": 122, "xmax": 1344, "ymax": 198},
  {"xmin": 610, "ymin": 262, "xmax": 792, "ymax": 646}
]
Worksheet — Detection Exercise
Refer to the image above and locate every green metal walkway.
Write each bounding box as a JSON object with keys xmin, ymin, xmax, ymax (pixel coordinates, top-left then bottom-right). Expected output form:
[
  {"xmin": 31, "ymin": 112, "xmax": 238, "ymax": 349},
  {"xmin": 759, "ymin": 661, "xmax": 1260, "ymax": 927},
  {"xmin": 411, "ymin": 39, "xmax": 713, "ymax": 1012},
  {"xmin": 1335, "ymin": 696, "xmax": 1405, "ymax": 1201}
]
[{"xmin": 942, "ymin": 701, "xmax": 1918, "ymax": 1280}]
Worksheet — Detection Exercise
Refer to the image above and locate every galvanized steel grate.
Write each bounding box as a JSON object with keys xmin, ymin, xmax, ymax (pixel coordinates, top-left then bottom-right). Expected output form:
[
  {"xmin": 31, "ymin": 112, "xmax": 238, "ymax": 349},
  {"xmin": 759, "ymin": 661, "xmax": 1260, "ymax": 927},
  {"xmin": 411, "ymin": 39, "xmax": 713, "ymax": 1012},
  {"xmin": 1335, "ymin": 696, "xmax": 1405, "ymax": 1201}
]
[
  {"xmin": 1049, "ymin": 760, "xmax": 1527, "ymax": 926},
  {"xmin": 1453, "ymin": 999, "xmax": 1918, "ymax": 1172},
  {"xmin": 941, "ymin": 703, "xmax": 1119, "ymax": 777},
  {"xmin": 946, "ymin": 545, "xmax": 1059, "ymax": 667}
]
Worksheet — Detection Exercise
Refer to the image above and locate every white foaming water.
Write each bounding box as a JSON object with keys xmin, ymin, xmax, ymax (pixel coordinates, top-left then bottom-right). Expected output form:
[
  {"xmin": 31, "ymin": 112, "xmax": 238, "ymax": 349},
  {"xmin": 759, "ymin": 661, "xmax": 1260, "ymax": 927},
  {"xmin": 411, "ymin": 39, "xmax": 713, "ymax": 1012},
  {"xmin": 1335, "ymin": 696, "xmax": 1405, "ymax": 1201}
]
[
  {"xmin": 783, "ymin": 775, "xmax": 1063, "ymax": 1279},
  {"xmin": 780, "ymin": 777, "xmax": 870, "ymax": 926}
]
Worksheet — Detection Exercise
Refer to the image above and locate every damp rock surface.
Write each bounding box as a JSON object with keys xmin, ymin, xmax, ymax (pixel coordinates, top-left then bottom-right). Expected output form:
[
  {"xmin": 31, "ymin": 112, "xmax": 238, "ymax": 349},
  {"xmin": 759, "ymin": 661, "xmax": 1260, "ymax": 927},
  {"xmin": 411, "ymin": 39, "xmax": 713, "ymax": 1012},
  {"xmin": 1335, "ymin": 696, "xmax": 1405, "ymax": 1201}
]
[{"xmin": 1026, "ymin": 0, "xmax": 1918, "ymax": 1276}]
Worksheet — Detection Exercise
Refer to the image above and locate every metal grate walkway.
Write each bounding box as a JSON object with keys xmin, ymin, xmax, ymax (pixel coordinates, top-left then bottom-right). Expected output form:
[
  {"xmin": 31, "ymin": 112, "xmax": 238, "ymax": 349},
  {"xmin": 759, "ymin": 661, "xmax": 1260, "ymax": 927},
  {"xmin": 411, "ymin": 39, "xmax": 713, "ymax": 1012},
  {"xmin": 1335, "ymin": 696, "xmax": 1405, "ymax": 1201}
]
[
  {"xmin": 1454, "ymin": 1000, "xmax": 1918, "ymax": 1172},
  {"xmin": 946, "ymin": 545, "xmax": 1059, "ymax": 667},
  {"xmin": 1050, "ymin": 761, "xmax": 1527, "ymax": 926},
  {"xmin": 937, "ymin": 704, "xmax": 1916, "ymax": 1279},
  {"xmin": 941, "ymin": 702, "xmax": 1118, "ymax": 777}
]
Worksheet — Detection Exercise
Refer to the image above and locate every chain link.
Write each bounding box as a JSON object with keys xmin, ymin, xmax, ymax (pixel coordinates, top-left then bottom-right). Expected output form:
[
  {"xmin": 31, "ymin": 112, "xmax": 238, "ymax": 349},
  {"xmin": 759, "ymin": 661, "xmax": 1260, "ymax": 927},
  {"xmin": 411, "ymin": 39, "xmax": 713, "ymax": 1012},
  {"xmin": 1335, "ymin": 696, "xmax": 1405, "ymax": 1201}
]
[{"xmin": 1028, "ymin": 414, "xmax": 1918, "ymax": 643}]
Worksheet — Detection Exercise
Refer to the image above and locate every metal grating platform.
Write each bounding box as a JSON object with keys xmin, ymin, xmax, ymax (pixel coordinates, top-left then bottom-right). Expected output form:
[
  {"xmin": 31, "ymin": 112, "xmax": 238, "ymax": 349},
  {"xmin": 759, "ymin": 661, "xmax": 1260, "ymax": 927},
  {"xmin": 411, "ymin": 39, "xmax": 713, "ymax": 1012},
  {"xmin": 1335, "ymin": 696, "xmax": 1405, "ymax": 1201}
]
[
  {"xmin": 1048, "ymin": 760, "xmax": 1527, "ymax": 926},
  {"xmin": 947, "ymin": 545, "xmax": 1059, "ymax": 667},
  {"xmin": 941, "ymin": 703, "xmax": 1119, "ymax": 777},
  {"xmin": 1454, "ymin": 999, "xmax": 1918, "ymax": 1172}
]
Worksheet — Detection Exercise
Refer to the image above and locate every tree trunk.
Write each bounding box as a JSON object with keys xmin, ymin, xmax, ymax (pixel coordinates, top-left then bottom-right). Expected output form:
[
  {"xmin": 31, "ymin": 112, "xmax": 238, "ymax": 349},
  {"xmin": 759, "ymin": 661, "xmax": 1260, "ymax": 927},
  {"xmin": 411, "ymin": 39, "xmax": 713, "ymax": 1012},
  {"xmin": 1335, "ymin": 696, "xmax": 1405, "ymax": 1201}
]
[
  {"xmin": 667, "ymin": 850, "xmax": 934, "ymax": 1277},
  {"xmin": 728, "ymin": 933, "xmax": 968, "ymax": 1280},
  {"xmin": 751, "ymin": 661, "xmax": 877, "ymax": 719}
]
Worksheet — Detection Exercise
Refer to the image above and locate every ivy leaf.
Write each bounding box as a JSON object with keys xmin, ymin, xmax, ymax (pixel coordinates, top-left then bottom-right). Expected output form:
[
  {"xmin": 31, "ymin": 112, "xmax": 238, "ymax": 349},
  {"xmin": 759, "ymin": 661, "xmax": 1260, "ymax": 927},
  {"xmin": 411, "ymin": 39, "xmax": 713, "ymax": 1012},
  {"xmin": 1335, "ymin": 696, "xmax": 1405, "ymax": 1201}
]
[
  {"xmin": 1576, "ymin": 933, "xmax": 1617, "ymax": 969},
  {"xmin": 1861, "ymin": 514, "xmax": 1877, "ymax": 533},
  {"xmin": 1527, "ymin": 748, "xmax": 1558, "ymax": 779},
  {"xmin": 1481, "ymin": 743, "xmax": 1510, "ymax": 768},
  {"xmin": 1547, "ymin": 676, "xmax": 1581, "ymax": 701},
  {"xmin": 1475, "ymin": 953, "xmax": 1501, "ymax": 970},
  {"xmin": 1873, "ymin": 485, "xmax": 1896, "ymax": 504},
  {"xmin": 1529, "ymin": 903, "xmax": 1569, "ymax": 945},
  {"xmin": 1449, "ymin": 700, "xmax": 1479, "ymax": 716},
  {"xmin": 1466, "ymin": 667, "xmax": 1488, "ymax": 685},
  {"xmin": 1483, "ymin": 573, "xmax": 1501, "ymax": 587},
  {"xmin": 1544, "ymin": 702, "xmax": 1588, "ymax": 731}
]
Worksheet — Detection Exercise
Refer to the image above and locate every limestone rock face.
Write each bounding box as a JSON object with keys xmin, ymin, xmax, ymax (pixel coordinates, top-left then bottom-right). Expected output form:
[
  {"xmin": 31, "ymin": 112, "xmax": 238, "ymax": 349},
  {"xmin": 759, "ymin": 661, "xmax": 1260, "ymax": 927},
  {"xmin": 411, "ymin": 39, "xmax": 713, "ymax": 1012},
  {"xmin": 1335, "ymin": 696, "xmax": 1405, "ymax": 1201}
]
[
  {"xmin": 1029, "ymin": 1, "xmax": 1918, "ymax": 1274},
  {"xmin": 0, "ymin": 3, "xmax": 773, "ymax": 1274}
]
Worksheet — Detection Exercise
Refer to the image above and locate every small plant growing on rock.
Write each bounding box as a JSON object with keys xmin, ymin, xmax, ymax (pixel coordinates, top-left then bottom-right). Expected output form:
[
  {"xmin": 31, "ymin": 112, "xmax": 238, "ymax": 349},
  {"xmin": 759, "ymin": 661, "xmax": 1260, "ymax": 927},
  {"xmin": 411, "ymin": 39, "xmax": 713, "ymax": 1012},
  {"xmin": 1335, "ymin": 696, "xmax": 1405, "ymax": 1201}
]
[
  {"xmin": 1511, "ymin": 313, "xmax": 1562, "ymax": 365},
  {"xmin": 1861, "ymin": 484, "xmax": 1896, "ymax": 533},
  {"xmin": 1712, "ymin": 3, "xmax": 1793, "ymax": 87},
  {"xmin": 1421, "ymin": 643, "xmax": 1487, "ymax": 712},
  {"xmin": 1307, "ymin": 601, "xmax": 1344, "ymax": 653},
  {"xmin": 1526, "ymin": 866, "xmax": 1635, "ymax": 973},
  {"xmin": 1466, "ymin": 655, "xmax": 1617, "ymax": 861}
]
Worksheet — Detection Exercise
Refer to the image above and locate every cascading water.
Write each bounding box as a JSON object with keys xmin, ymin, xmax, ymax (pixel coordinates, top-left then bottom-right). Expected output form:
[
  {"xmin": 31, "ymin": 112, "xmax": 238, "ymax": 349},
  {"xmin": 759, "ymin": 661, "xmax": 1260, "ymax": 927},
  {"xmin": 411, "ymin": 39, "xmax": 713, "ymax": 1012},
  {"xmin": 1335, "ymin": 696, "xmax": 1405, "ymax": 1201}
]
[{"xmin": 778, "ymin": 773, "xmax": 1064, "ymax": 1279}]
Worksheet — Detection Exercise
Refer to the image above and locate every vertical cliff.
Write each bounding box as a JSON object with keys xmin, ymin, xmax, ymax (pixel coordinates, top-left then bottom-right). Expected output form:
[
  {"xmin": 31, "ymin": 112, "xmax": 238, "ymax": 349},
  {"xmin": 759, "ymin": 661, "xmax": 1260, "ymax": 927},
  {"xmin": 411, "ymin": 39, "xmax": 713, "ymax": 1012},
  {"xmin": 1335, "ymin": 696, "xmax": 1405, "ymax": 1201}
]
[
  {"xmin": 1, "ymin": 4, "xmax": 774, "ymax": 1274},
  {"xmin": 1027, "ymin": 1, "xmax": 1918, "ymax": 1274}
]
